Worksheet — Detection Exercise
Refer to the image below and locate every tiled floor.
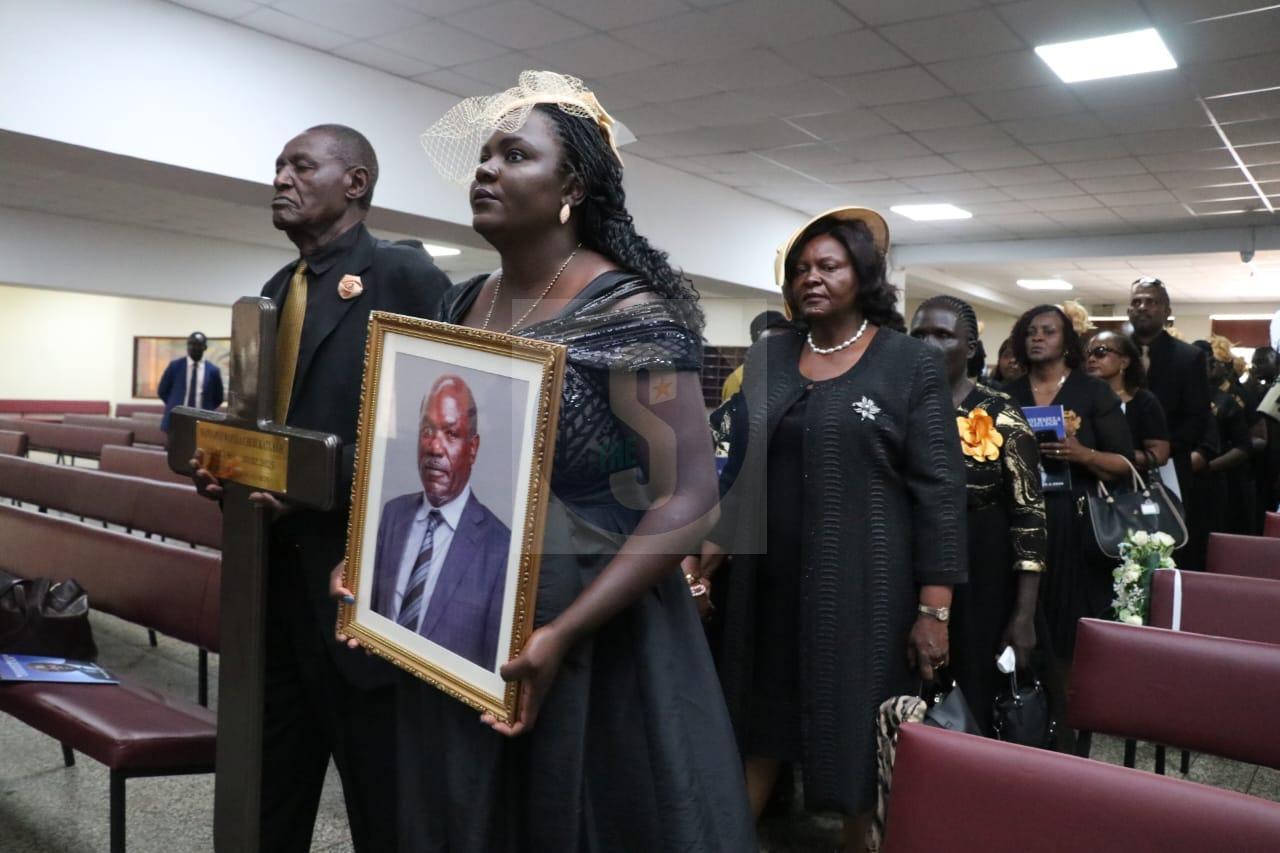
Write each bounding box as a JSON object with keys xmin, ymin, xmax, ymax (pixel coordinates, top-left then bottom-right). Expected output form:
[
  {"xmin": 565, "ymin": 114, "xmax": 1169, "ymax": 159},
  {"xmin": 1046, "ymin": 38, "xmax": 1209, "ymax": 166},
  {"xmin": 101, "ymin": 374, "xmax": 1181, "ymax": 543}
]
[{"xmin": 2, "ymin": 611, "xmax": 1276, "ymax": 852}]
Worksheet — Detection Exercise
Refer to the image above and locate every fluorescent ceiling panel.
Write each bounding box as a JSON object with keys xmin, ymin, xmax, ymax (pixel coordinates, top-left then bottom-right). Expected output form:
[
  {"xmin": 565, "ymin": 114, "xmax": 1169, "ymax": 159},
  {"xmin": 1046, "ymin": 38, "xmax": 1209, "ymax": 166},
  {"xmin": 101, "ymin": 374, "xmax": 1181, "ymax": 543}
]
[
  {"xmin": 1017, "ymin": 278, "xmax": 1074, "ymax": 290},
  {"xmin": 890, "ymin": 203, "xmax": 973, "ymax": 221},
  {"xmin": 1035, "ymin": 29, "xmax": 1176, "ymax": 85}
]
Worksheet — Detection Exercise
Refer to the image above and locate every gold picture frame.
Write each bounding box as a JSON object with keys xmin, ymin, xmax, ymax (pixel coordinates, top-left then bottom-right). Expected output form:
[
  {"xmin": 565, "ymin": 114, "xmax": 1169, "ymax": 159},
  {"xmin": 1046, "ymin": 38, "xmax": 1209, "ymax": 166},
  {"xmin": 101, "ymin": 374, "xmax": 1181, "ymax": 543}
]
[{"xmin": 337, "ymin": 312, "xmax": 565, "ymax": 722}]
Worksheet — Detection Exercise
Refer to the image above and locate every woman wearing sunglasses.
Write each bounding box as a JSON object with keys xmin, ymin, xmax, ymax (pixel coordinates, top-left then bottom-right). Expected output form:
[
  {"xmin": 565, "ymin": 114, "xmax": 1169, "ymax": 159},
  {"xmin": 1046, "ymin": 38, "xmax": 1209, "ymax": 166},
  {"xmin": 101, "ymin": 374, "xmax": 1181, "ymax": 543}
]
[{"xmin": 1084, "ymin": 330, "xmax": 1171, "ymax": 475}]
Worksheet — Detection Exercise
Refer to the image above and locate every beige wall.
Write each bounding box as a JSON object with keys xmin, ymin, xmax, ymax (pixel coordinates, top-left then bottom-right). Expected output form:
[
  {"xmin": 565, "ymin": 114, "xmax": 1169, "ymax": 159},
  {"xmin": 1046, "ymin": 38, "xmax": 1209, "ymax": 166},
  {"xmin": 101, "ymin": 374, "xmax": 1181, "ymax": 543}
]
[{"xmin": 0, "ymin": 283, "xmax": 231, "ymax": 406}]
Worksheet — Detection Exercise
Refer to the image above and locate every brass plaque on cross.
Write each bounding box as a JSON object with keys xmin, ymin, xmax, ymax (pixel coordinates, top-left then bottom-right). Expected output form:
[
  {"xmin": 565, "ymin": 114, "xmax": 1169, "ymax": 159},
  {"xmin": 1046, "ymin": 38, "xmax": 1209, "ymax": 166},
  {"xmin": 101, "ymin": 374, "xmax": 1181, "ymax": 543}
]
[{"xmin": 195, "ymin": 421, "xmax": 289, "ymax": 492}]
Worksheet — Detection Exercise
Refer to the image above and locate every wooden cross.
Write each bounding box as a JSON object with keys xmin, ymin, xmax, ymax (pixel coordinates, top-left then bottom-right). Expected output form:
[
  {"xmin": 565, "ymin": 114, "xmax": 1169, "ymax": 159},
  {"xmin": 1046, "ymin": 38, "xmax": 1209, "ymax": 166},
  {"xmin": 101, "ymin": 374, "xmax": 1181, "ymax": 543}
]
[{"xmin": 167, "ymin": 296, "xmax": 341, "ymax": 853}]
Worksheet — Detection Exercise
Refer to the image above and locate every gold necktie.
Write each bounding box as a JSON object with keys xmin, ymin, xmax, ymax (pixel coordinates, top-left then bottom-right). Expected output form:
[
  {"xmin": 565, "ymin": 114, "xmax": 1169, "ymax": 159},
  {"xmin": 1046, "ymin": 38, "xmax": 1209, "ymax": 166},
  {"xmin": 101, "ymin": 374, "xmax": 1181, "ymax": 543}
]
[
  {"xmin": 274, "ymin": 259, "xmax": 307, "ymax": 423},
  {"xmin": 1141, "ymin": 344, "xmax": 1151, "ymax": 372}
]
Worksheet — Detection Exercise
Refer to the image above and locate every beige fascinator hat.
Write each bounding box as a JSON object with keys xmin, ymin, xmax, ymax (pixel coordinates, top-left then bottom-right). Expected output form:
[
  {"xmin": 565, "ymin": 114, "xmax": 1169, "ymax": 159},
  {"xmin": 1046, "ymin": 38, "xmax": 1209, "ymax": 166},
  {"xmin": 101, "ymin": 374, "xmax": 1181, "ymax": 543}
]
[
  {"xmin": 774, "ymin": 206, "xmax": 890, "ymax": 318},
  {"xmin": 421, "ymin": 70, "xmax": 634, "ymax": 184}
]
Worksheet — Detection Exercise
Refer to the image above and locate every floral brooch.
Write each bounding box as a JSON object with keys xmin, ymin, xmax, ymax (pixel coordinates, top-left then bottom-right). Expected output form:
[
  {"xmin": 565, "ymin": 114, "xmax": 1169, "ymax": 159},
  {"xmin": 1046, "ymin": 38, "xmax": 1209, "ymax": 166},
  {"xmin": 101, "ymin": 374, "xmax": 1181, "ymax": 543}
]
[
  {"xmin": 957, "ymin": 407, "xmax": 1003, "ymax": 461},
  {"xmin": 852, "ymin": 396, "xmax": 881, "ymax": 421}
]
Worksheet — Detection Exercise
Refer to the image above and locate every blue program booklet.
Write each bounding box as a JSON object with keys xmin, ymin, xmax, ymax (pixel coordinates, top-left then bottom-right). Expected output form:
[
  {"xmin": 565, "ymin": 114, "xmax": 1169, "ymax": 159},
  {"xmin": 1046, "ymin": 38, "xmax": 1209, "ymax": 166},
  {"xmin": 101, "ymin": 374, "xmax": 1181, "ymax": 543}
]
[
  {"xmin": 0, "ymin": 655, "xmax": 117, "ymax": 684},
  {"xmin": 1021, "ymin": 404, "xmax": 1073, "ymax": 493}
]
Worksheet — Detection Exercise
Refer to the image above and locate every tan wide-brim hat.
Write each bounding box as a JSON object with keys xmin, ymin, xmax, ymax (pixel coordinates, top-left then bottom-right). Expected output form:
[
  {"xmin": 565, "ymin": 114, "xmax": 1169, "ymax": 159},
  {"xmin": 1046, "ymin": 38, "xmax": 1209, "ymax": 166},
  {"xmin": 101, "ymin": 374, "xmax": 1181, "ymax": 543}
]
[{"xmin": 773, "ymin": 205, "xmax": 890, "ymax": 289}]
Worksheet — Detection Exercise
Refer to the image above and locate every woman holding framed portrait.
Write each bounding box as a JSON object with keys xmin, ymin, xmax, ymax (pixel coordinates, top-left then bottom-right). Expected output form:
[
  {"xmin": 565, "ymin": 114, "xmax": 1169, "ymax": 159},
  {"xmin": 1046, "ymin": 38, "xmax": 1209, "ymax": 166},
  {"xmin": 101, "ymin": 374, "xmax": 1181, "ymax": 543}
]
[{"xmin": 338, "ymin": 72, "xmax": 755, "ymax": 852}]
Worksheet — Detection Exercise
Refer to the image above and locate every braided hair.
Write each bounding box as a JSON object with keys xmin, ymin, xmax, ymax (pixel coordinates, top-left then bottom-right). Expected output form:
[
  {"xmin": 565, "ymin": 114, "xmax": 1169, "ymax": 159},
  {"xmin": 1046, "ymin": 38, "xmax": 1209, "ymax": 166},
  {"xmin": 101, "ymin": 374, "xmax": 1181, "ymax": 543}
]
[
  {"xmin": 916, "ymin": 294, "xmax": 982, "ymax": 375},
  {"xmin": 536, "ymin": 104, "xmax": 704, "ymax": 334}
]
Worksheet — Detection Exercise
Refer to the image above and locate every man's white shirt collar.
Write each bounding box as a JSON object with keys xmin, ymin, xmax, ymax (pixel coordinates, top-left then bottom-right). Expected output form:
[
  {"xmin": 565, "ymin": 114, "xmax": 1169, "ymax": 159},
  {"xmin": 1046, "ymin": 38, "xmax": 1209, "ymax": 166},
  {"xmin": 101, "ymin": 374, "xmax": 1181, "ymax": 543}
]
[{"xmin": 418, "ymin": 483, "xmax": 471, "ymax": 531}]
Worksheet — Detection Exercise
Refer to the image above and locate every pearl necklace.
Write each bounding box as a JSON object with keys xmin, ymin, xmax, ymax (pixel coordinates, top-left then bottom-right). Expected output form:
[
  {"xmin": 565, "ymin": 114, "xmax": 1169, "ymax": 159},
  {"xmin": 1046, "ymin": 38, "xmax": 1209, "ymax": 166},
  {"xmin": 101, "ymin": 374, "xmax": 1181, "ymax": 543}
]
[
  {"xmin": 807, "ymin": 318, "xmax": 868, "ymax": 355},
  {"xmin": 481, "ymin": 247, "xmax": 579, "ymax": 334}
]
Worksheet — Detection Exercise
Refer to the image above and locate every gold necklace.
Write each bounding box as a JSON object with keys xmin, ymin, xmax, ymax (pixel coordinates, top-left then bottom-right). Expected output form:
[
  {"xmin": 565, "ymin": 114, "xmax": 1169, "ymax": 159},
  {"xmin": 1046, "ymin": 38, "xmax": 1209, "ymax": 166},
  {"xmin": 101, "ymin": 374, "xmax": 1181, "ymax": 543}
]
[
  {"xmin": 1032, "ymin": 369, "xmax": 1067, "ymax": 396},
  {"xmin": 481, "ymin": 246, "xmax": 580, "ymax": 334}
]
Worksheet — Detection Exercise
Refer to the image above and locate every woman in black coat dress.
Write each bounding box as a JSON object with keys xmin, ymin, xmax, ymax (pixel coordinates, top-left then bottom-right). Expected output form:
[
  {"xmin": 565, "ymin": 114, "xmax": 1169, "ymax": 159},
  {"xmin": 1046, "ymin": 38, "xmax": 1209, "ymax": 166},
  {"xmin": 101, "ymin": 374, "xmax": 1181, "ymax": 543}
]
[
  {"xmin": 698, "ymin": 207, "xmax": 967, "ymax": 850},
  {"xmin": 1084, "ymin": 330, "xmax": 1171, "ymax": 476}
]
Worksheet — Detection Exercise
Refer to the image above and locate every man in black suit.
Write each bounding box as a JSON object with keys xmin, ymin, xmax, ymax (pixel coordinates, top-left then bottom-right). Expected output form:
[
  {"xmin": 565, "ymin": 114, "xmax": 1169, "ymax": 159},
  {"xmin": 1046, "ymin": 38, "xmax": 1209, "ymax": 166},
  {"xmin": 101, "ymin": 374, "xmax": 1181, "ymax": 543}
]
[
  {"xmin": 196, "ymin": 124, "xmax": 449, "ymax": 852},
  {"xmin": 156, "ymin": 332, "xmax": 224, "ymax": 431},
  {"xmin": 1129, "ymin": 277, "xmax": 1212, "ymax": 567},
  {"xmin": 370, "ymin": 376, "xmax": 510, "ymax": 670}
]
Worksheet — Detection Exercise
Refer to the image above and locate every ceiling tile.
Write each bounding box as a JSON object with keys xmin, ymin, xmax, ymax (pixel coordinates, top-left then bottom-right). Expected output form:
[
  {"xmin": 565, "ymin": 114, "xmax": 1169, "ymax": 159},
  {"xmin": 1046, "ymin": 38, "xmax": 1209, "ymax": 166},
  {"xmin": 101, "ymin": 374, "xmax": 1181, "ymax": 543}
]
[
  {"xmin": 1094, "ymin": 189, "xmax": 1181, "ymax": 207},
  {"xmin": 994, "ymin": 0, "xmax": 1152, "ymax": 44},
  {"xmin": 1172, "ymin": 184, "xmax": 1261, "ymax": 202},
  {"xmin": 1097, "ymin": 101, "xmax": 1207, "ymax": 136},
  {"xmin": 1043, "ymin": 207, "xmax": 1125, "ymax": 228},
  {"xmin": 1054, "ymin": 157, "xmax": 1149, "ymax": 179},
  {"xmin": 612, "ymin": 12, "xmax": 756, "ymax": 62},
  {"xmin": 1113, "ymin": 203, "xmax": 1196, "ymax": 222},
  {"xmin": 927, "ymin": 50, "xmax": 1061, "ymax": 94},
  {"xmin": 1001, "ymin": 113, "xmax": 1111, "ymax": 145},
  {"xmin": 1068, "ymin": 74, "xmax": 1199, "ymax": 111},
  {"xmin": 827, "ymin": 178, "xmax": 915, "ymax": 196},
  {"xmin": 759, "ymin": 143, "xmax": 860, "ymax": 171},
  {"xmin": 534, "ymin": 0, "xmax": 690, "ymax": 29},
  {"xmin": 1240, "ymin": 142, "xmax": 1280, "ymax": 166},
  {"xmin": 1189, "ymin": 198, "xmax": 1271, "ymax": 215},
  {"xmin": 268, "ymin": 0, "xmax": 428, "ymax": 40},
  {"xmin": 912, "ymin": 124, "xmax": 1018, "ymax": 153},
  {"xmin": 879, "ymin": 9, "xmax": 1023, "ymax": 64},
  {"xmin": 614, "ymin": 104, "xmax": 705, "ymax": 136},
  {"xmin": 663, "ymin": 90, "xmax": 776, "ymax": 126},
  {"xmin": 333, "ymin": 41, "xmax": 437, "ymax": 76},
  {"xmin": 1249, "ymin": 163, "xmax": 1280, "ymax": 181},
  {"xmin": 785, "ymin": 30, "xmax": 913, "ymax": 76},
  {"xmin": 866, "ymin": 155, "xmax": 963, "ymax": 178},
  {"xmin": 1162, "ymin": 13, "xmax": 1279, "ymax": 66},
  {"xmin": 788, "ymin": 108, "xmax": 898, "ymax": 141},
  {"xmin": 829, "ymin": 66, "xmax": 952, "ymax": 106},
  {"xmin": 1029, "ymin": 136, "xmax": 1131, "ymax": 162},
  {"xmin": 643, "ymin": 119, "xmax": 813, "ymax": 156},
  {"xmin": 963, "ymin": 200, "xmax": 1034, "ymax": 214},
  {"xmin": 526, "ymin": 34, "xmax": 662, "ymax": 77},
  {"xmin": 373, "ymin": 21, "xmax": 507, "ymax": 65},
  {"xmin": 981, "ymin": 212, "xmax": 1063, "ymax": 233},
  {"xmin": 946, "ymin": 147, "xmax": 1044, "ymax": 170},
  {"xmin": 448, "ymin": 52, "xmax": 539, "ymax": 87},
  {"xmin": 974, "ymin": 164, "xmax": 1067, "ymax": 185},
  {"xmin": 709, "ymin": 0, "xmax": 861, "ymax": 44},
  {"xmin": 966, "ymin": 85, "xmax": 1083, "ymax": 121},
  {"xmin": 836, "ymin": 0, "xmax": 983, "ymax": 27},
  {"xmin": 1211, "ymin": 90, "xmax": 1280, "ymax": 125},
  {"xmin": 739, "ymin": 79, "xmax": 860, "ymax": 118},
  {"xmin": 169, "ymin": 0, "xmax": 259, "ymax": 16},
  {"xmin": 1027, "ymin": 195, "xmax": 1103, "ymax": 211},
  {"xmin": 1120, "ymin": 127, "xmax": 1222, "ymax": 156},
  {"xmin": 443, "ymin": 1, "xmax": 589, "ymax": 50},
  {"xmin": 413, "ymin": 68, "xmax": 491, "ymax": 96},
  {"xmin": 875, "ymin": 97, "xmax": 987, "ymax": 131},
  {"xmin": 1179, "ymin": 53, "xmax": 1280, "ymax": 98},
  {"xmin": 942, "ymin": 187, "xmax": 1016, "ymax": 204},
  {"xmin": 238, "ymin": 7, "xmax": 353, "ymax": 50},
  {"xmin": 1142, "ymin": 1, "xmax": 1266, "ymax": 27},
  {"xmin": 390, "ymin": 0, "xmax": 501, "ymax": 15},
  {"xmin": 903, "ymin": 172, "xmax": 990, "ymax": 192},
  {"xmin": 1075, "ymin": 174, "xmax": 1165, "ymax": 193},
  {"xmin": 686, "ymin": 49, "xmax": 810, "ymax": 92},
  {"xmin": 1002, "ymin": 181, "xmax": 1086, "ymax": 200},
  {"xmin": 836, "ymin": 134, "xmax": 936, "ymax": 161},
  {"xmin": 1152, "ymin": 168, "xmax": 1244, "ymax": 188},
  {"xmin": 596, "ymin": 63, "xmax": 723, "ymax": 103},
  {"xmin": 1219, "ymin": 118, "xmax": 1280, "ymax": 147}
]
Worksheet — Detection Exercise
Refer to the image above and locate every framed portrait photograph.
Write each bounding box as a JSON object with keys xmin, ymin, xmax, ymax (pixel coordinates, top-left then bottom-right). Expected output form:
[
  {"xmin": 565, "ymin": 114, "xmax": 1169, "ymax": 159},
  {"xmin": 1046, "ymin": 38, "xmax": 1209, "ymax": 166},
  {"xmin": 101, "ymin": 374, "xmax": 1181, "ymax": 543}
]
[
  {"xmin": 133, "ymin": 336, "xmax": 230, "ymax": 399},
  {"xmin": 338, "ymin": 312, "xmax": 565, "ymax": 722}
]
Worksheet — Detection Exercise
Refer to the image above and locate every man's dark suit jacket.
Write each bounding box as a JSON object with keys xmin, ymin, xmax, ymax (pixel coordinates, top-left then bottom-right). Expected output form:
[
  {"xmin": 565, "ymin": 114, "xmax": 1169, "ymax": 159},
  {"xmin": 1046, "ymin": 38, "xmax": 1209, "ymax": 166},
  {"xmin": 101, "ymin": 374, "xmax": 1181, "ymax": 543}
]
[
  {"xmin": 156, "ymin": 357, "xmax": 223, "ymax": 431},
  {"xmin": 263, "ymin": 222, "xmax": 449, "ymax": 687},
  {"xmin": 370, "ymin": 491, "xmax": 510, "ymax": 671}
]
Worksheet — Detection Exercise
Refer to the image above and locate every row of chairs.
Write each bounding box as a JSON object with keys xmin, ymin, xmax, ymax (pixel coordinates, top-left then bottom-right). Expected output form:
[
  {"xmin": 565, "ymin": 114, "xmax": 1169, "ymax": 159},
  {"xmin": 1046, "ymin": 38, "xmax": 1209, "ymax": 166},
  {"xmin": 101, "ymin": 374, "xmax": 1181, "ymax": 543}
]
[{"xmin": 885, "ymin": 518, "xmax": 1280, "ymax": 850}]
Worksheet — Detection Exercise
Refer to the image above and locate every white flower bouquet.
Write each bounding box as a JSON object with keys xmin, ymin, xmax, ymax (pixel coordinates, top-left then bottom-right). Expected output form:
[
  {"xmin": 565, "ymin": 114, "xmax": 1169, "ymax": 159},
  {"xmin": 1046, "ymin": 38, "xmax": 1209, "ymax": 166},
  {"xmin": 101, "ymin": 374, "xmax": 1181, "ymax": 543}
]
[{"xmin": 1111, "ymin": 530, "xmax": 1177, "ymax": 626}]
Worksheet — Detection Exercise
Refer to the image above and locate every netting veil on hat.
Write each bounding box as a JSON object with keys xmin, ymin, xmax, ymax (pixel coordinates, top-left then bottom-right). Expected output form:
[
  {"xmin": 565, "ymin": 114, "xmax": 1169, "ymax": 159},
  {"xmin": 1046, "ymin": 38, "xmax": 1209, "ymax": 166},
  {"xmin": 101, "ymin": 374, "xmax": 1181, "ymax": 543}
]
[{"xmin": 421, "ymin": 70, "xmax": 632, "ymax": 184}]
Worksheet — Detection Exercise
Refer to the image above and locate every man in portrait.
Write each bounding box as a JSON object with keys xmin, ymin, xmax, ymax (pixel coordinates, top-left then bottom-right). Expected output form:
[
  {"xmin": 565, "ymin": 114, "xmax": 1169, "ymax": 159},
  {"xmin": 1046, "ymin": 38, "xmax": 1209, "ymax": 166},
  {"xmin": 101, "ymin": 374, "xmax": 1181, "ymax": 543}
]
[{"xmin": 371, "ymin": 375, "xmax": 511, "ymax": 671}]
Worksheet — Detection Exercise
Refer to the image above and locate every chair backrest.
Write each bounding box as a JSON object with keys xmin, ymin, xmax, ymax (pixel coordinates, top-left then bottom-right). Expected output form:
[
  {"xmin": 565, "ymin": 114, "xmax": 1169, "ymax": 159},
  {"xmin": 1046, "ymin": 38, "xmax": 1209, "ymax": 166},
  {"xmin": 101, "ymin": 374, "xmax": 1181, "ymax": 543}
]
[
  {"xmin": 1150, "ymin": 569, "xmax": 1280, "ymax": 645},
  {"xmin": 0, "ymin": 418, "xmax": 133, "ymax": 458},
  {"xmin": 883, "ymin": 723, "xmax": 1280, "ymax": 852},
  {"xmin": 114, "ymin": 403, "xmax": 165, "ymax": 418},
  {"xmin": 99, "ymin": 444, "xmax": 190, "ymax": 485},
  {"xmin": 0, "ymin": 504, "xmax": 219, "ymax": 651},
  {"xmin": 1068, "ymin": 619, "xmax": 1280, "ymax": 770},
  {"xmin": 64, "ymin": 414, "xmax": 166, "ymax": 447},
  {"xmin": 1265, "ymin": 512, "xmax": 1280, "ymax": 539},
  {"xmin": 0, "ymin": 400, "xmax": 109, "ymax": 417},
  {"xmin": 0, "ymin": 455, "xmax": 220, "ymax": 548},
  {"xmin": 1206, "ymin": 532, "xmax": 1280, "ymax": 581},
  {"xmin": 0, "ymin": 429, "xmax": 27, "ymax": 457}
]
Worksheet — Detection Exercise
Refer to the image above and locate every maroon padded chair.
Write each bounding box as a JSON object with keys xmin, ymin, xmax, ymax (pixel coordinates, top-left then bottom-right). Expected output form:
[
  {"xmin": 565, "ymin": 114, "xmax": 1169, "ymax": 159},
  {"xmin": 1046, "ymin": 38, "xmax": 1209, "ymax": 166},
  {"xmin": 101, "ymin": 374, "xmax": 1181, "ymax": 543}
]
[
  {"xmin": 882, "ymin": 723, "xmax": 1280, "ymax": 852},
  {"xmin": 114, "ymin": 403, "xmax": 164, "ymax": 417},
  {"xmin": 1205, "ymin": 532, "xmax": 1280, "ymax": 581},
  {"xmin": 64, "ymin": 415, "xmax": 166, "ymax": 447},
  {"xmin": 1068, "ymin": 619, "xmax": 1280, "ymax": 772},
  {"xmin": 1265, "ymin": 512, "xmax": 1280, "ymax": 539},
  {"xmin": 99, "ymin": 445, "xmax": 190, "ymax": 485},
  {"xmin": 0, "ymin": 428, "xmax": 27, "ymax": 457},
  {"xmin": 0, "ymin": 417, "xmax": 132, "ymax": 462},
  {"xmin": 1150, "ymin": 569, "xmax": 1280, "ymax": 646}
]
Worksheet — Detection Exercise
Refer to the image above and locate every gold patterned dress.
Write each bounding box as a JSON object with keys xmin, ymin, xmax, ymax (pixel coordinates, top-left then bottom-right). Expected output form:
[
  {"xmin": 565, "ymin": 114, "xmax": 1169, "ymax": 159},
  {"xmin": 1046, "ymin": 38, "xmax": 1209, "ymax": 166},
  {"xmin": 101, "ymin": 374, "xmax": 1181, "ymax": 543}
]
[{"xmin": 950, "ymin": 384, "xmax": 1047, "ymax": 734}]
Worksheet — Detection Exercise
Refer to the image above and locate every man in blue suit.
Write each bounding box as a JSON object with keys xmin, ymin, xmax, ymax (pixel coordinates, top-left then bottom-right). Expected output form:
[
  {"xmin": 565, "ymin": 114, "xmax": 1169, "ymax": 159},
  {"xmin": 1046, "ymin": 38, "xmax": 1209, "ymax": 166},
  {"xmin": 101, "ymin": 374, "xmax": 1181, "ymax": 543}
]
[
  {"xmin": 371, "ymin": 375, "xmax": 510, "ymax": 671},
  {"xmin": 156, "ymin": 332, "xmax": 224, "ymax": 431}
]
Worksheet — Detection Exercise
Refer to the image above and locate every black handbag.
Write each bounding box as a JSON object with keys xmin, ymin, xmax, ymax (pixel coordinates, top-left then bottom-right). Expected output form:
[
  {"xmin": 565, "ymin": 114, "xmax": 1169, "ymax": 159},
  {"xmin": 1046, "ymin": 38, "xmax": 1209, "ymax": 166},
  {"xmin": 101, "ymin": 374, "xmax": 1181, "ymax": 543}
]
[
  {"xmin": 0, "ymin": 570, "xmax": 97, "ymax": 661},
  {"xmin": 1086, "ymin": 458, "xmax": 1188, "ymax": 559},
  {"xmin": 992, "ymin": 670, "xmax": 1055, "ymax": 749},
  {"xmin": 921, "ymin": 680, "xmax": 982, "ymax": 736}
]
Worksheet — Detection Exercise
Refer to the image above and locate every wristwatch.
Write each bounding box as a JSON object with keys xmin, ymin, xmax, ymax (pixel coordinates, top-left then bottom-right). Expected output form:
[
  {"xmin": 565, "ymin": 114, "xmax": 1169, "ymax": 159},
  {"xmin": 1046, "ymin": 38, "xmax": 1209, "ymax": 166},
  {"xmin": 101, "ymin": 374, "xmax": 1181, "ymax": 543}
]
[{"xmin": 917, "ymin": 603, "xmax": 950, "ymax": 622}]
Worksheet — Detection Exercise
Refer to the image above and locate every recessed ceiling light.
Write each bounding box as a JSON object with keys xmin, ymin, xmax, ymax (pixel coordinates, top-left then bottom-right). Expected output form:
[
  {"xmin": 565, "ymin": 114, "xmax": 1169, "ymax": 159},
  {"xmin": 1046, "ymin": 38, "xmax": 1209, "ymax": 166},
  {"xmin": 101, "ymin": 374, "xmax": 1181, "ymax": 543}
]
[
  {"xmin": 1035, "ymin": 28, "xmax": 1176, "ymax": 84},
  {"xmin": 889, "ymin": 204, "xmax": 972, "ymax": 221},
  {"xmin": 1017, "ymin": 279, "xmax": 1074, "ymax": 291},
  {"xmin": 422, "ymin": 243, "xmax": 461, "ymax": 257}
]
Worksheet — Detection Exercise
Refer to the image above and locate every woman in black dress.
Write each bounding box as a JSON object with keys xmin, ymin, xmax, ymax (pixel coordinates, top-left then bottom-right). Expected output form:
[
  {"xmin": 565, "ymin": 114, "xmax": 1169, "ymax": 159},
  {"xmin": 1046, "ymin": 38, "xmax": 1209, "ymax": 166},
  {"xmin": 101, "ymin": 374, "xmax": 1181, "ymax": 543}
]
[
  {"xmin": 989, "ymin": 337, "xmax": 1024, "ymax": 388},
  {"xmin": 338, "ymin": 73, "xmax": 754, "ymax": 851},
  {"xmin": 1004, "ymin": 307, "xmax": 1133, "ymax": 665},
  {"xmin": 1084, "ymin": 330, "xmax": 1171, "ymax": 475},
  {"xmin": 909, "ymin": 295, "xmax": 1046, "ymax": 736},
  {"xmin": 701, "ymin": 207, "xmax": 966, "ymax": 850},
  {"xmin": 1194, "ymin": 338, "xmax": 1256, "ymax": 535}
]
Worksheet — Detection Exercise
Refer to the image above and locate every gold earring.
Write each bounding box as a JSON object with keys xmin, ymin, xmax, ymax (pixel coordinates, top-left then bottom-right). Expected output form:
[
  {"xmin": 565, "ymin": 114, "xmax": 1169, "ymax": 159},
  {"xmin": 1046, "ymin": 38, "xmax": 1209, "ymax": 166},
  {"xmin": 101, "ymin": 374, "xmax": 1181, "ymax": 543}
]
[{"xmin": 559, "ymin": 203, "xmax": 571, "ymax": 225}]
